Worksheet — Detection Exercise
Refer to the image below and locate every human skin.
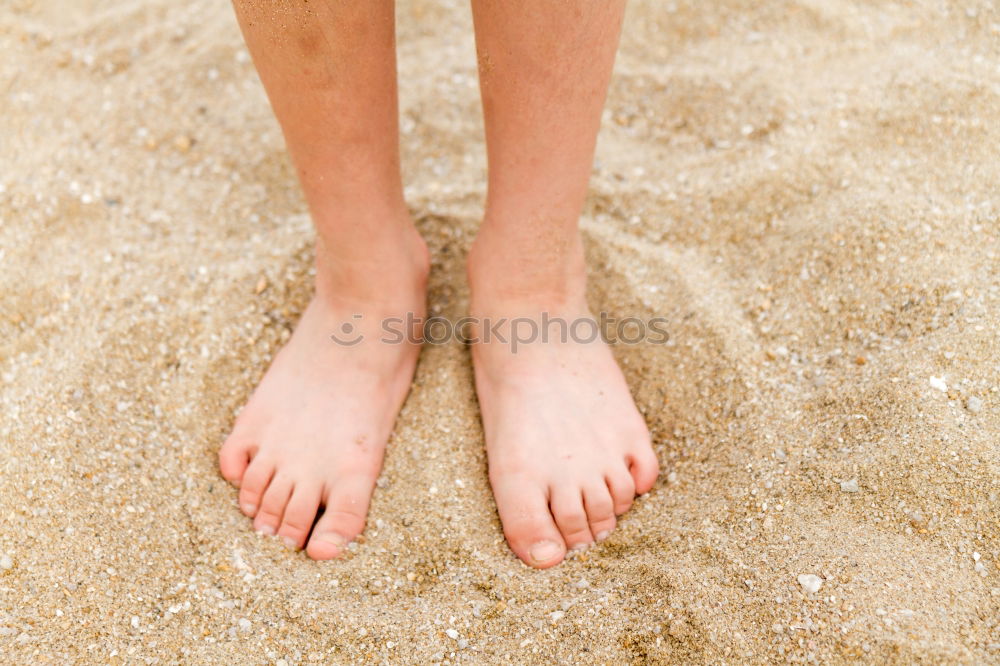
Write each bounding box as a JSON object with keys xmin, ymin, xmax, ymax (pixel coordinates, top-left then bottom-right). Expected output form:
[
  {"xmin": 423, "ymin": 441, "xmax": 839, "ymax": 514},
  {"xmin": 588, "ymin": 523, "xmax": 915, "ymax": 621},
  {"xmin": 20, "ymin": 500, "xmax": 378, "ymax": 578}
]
[{"xmin": 219, "ymin": 0, "xmax": 658, "ymax": 568}]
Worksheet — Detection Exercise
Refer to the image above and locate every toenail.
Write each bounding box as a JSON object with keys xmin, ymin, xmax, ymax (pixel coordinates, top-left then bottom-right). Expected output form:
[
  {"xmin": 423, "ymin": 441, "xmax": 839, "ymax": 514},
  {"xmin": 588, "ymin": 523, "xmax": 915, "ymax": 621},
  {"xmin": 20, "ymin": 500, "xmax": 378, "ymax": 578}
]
[
  {"xmin": 529, "ymin": 540, "xmax": 562, "ymax": 563},
  {"xmin": 595, "ymin": 530, "xmax": 611, "ymax": 542},
  {"xmin": 569, "ymin": 542, "xmax": 590, "ymax": 553},
  {"xmin": 315, "ymin": 532, "xmax": 348, "ymax": 550},
  {"xmin": 256, "ymin": 524, "xmax": 275, "ymax": 536},
  {"xmin": 242, "ymin": 503, "xmax": 256, "ymax": 515},
  {"xmin": 282, "ymin": 536, "xmax": 298, "ymax": 549}
]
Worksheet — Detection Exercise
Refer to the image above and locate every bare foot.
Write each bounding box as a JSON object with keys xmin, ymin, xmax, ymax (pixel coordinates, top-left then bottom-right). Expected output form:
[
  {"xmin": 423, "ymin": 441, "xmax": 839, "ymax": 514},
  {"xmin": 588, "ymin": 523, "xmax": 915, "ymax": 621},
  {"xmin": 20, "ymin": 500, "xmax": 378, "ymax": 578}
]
[
  {"xmin": 468, "ymin": 237, "xmax": 659, "ymax": 569},
  {"xmin": 219, "ymin": 229, "xmax": 428, "ymax": 559}
]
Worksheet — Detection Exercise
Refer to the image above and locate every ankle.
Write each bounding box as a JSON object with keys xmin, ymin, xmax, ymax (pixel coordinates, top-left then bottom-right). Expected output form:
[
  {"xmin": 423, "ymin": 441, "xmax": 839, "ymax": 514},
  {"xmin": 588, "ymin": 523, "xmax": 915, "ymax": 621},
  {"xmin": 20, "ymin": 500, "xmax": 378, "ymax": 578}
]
[
  {"xmin": 467, "ymin": 225, "xmax": 588, "ymax": 315},
  {"xmin": 315, "ymin": 217, "xmax": 429, "ymax": 310}
]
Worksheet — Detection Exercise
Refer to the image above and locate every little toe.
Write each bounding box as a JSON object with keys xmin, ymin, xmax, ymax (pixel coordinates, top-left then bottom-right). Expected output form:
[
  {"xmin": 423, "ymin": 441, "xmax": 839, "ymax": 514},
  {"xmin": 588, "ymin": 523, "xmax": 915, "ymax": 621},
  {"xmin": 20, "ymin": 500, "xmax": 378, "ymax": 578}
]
[
  {"xmin": 277, "ymin": 482, "xmax": 322, "ymax": 550},
  {"xmin": 550, "ymin": 487, "xmax": 595, "ymax": 551},
  {"xmin": 583, "ymin": 483, "xmax": 616, "ymax": 542},
  {"xmin": 238, "ymin": 457, "xmax": 275, "ymax": 518},
  {"xmin": 606, "ymin": 467, "xmax": 636, "ymax": 516},
  {"xmin": 218, "ymin": 436, "xmax": 252, "ymax": 488},
  {"xmin": 491, "ymin": 475, "xmax": 566, "ymax": 568},
  {"xmin": 253, "ymin": 474, "xmax": 293, "ymax": 536},
  {"xmin": 628, "ymin": 446, "xmax": 660, "ymax": 495},
  {"xmin": 306, "ymin": 476, "xmax": 374, "ymax": 560}
]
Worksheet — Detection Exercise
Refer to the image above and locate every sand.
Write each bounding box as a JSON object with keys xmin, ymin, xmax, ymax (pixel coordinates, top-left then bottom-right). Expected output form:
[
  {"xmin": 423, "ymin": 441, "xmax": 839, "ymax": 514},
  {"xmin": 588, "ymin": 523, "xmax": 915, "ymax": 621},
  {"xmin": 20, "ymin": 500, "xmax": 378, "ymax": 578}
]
[{"xmin": 2, "ymin": 0, "xmax": 999, "ymax": 663}]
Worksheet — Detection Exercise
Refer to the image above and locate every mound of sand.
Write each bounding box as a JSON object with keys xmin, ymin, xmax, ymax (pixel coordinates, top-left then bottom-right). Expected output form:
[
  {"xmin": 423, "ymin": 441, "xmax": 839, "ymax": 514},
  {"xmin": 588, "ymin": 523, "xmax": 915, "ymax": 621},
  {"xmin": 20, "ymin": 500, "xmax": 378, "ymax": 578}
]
[{"xmin": 1, "ymin": 0, "xmax": 997, "ymax": 662}]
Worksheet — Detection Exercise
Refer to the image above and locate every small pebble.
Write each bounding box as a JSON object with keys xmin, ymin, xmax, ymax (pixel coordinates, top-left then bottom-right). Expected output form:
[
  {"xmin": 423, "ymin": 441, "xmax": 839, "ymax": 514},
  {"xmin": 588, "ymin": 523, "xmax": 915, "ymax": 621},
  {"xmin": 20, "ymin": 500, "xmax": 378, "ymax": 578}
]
[
  {"xmin": 0, "ymin": 554, "xmax": 12, "ymax": 570},
  {"xmin": 797, "ymin": 574, "xmax": 823, "ymax": 594},
  {"xmin": 929, "ymin": 376, "xmax": 948, "ymax": 392},
  {"xmin": 550, "ymin": 610, "xmax": 565, "ymax": 623},
  {"xmin": 237, "ymin": 618, "xmax": 252, "ymax": 632},
  {"xmin": 840, "ymin": 479, "xmax": 860, "ymax": 493},
  {"xmin": 965, "ymin": 396, "xmax": 983, "ymax": 414},
  {"xmin": 445, "ymin": 628, "xmax": 459, "ymax": 640}
]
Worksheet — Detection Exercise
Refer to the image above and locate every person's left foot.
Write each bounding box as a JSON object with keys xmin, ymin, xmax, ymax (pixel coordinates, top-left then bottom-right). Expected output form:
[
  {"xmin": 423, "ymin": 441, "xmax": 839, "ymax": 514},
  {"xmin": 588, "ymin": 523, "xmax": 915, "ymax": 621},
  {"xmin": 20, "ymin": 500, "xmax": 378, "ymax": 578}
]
[{"xmin": 467, "ymin": 235, "xmax": 659, "ymax": 569}]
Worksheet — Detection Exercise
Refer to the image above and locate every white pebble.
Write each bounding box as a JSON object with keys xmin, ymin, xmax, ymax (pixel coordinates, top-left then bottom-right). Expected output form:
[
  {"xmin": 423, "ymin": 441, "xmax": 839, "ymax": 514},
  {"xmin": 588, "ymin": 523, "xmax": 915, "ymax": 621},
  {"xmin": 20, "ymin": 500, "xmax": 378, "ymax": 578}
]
[
  {"xmin": 929, "ymin": 376, "xmax": 948, "ymax": 392},
  {"xmin": 966, "ymin": 396, "xmax": 983, "ymax": 414},
  {"xmin": 840, "ymin": 479, "xmax": 860, "ymax": 493},
  {"xmin": 445, "ymin": 628, "xmax": 459, "ymax": 640},
  {"xmin": 666, "ymin": 471, "xmax": 678, "ymax": 484},
  {"xmin": 797, "ymin": 574, "xmax": 823, "ymax": 594},
  {"xmin": 550, "ymin": 610, "xmax": 565, "ymax": 623},
  {"xmin": 237, "ymin": 618, "xmax": 251, "ymax": 632},
  {"xmin": 0, "ymin": 554, "xmax": 12, "ymax": 570},
  {"xmin": 130, "ymin": 616, "xmax": 139, "ymax": 629}
]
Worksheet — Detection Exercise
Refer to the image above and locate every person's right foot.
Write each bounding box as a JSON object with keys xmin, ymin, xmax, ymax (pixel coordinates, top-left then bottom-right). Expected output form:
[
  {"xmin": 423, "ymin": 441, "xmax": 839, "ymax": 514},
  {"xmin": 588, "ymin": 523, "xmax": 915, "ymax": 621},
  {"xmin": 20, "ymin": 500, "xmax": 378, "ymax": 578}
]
[{"xmin": 219, "ymin": 227, "xmax": 428, "ymax": 560}]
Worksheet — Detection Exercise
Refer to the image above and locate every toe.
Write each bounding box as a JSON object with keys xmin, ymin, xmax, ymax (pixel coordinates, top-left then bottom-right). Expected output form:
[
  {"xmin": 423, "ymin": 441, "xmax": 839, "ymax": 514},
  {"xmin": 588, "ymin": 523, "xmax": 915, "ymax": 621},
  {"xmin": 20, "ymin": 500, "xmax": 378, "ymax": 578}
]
[
  {"xmin": 218, "ymin": 436, "xmax": 252, "ymax": 487},
  {"xmin": 306, "ymin": 475, "xmax": 374, "ymax": 560},
  {"xmin": 628, "ymin": 444, "xmax": 660, "ymax": 495},
  {"xmin": 238, "ymin": 457, "xmax": 275, "ymax": 518},
  {"xmin": 583, "ymin": 483, "xmax": 616, "ymax": 542},
  {"xmin": 277, "ymin": 483, "xmax": 322, "ymax": 550},
  {"xmin": 606, "ymin": 466, "xmax": 636, "ymax": 516},
  {"xmin": 550, "ymin": 486, "xmax": 594, "ymax": 551},
  {"xmin": 253, "ymin": 473, "xmax": 293, "ymax": 535},
  {"xmin": 491, "ymin": 474, "xmax": 566, "ymax": 568}
]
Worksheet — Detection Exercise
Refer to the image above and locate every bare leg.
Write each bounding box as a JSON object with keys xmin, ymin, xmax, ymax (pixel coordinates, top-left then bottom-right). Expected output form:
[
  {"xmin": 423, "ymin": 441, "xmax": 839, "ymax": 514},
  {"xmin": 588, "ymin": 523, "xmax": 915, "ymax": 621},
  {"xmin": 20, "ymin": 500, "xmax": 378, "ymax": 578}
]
[
  {"xmin": 219, "ymin": 0, "xmax": 428, "ymax": 559},
  {"xmin": 469, "ymin": 0, "xmax": 659, "ymax": 568}
]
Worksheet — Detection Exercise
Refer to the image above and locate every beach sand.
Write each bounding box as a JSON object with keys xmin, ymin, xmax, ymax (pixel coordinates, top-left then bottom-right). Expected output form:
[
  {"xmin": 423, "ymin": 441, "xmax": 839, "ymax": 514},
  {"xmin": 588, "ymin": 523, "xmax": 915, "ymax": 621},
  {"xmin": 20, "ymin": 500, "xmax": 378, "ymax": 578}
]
[{"xmin": 1, "ymin": 0, "xmax": 998, "ymax": 662}]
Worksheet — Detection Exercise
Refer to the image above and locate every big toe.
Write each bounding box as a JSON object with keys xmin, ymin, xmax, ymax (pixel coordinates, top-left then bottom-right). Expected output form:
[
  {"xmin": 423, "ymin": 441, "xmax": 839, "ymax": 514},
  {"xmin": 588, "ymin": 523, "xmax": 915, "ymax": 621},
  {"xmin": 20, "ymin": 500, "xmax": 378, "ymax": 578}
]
[
  {"xmin": 218, "ymin": 435, "xmax": 252, "ymax": 487},
  {"xmin": 629, "ymin": 444, "xmax": 660, "ymax": 495},
  {"xmin": 306, "ymin": 476, "xmax": 374, "ymax": 560},
  {"xmin": 491, "ymin": 475, "xmax": 567, "ymax": 568}
]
